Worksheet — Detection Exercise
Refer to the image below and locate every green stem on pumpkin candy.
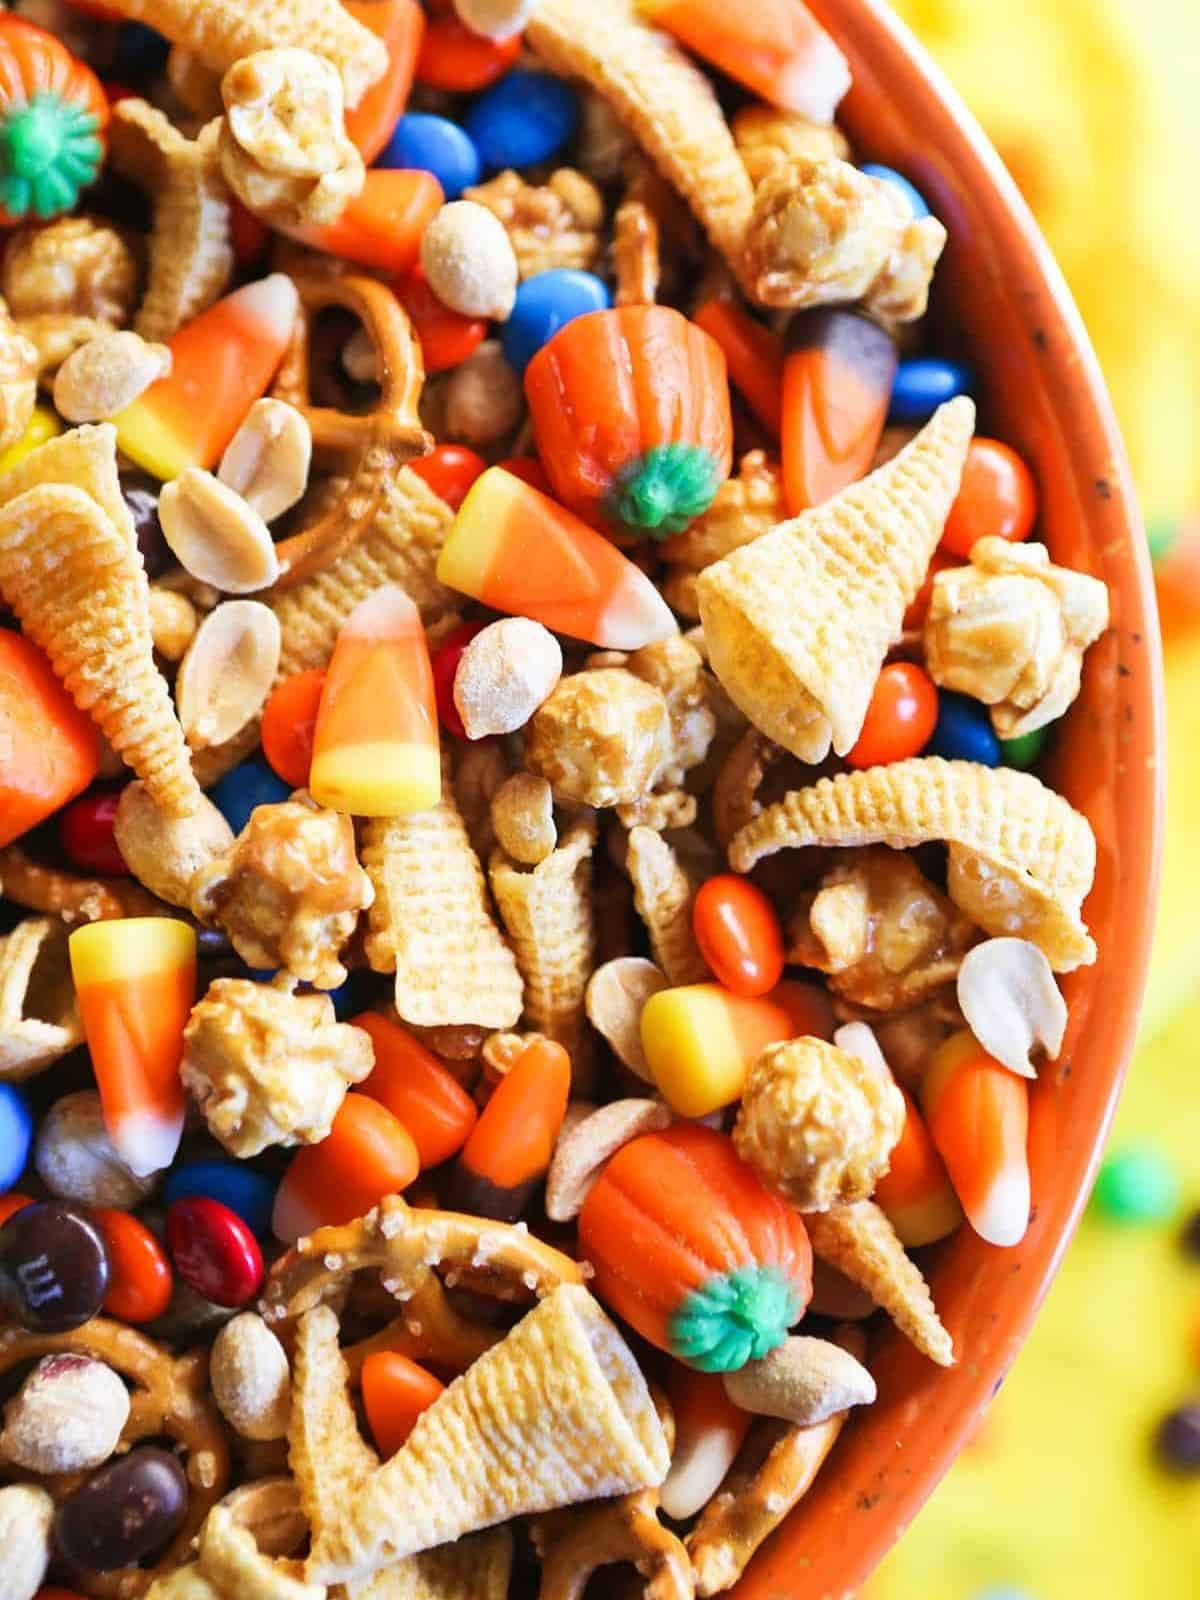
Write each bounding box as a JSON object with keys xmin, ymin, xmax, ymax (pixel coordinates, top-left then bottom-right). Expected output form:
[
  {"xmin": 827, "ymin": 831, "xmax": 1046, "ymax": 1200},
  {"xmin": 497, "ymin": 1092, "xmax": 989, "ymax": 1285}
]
[{"xmin": 608, "ymin": 441, "xmax": 724, "ymax": 538}]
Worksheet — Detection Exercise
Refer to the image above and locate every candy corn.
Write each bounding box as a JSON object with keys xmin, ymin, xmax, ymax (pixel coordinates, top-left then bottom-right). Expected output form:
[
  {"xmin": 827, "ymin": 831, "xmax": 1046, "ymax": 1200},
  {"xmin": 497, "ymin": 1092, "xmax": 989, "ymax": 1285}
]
[
  {"xmin": 641, "ymin": 979, "xmax": 833, "ymax": 1119},
  {"xmin": 693, "ymin": 298, "xmax": 784, "ymax": 438},
  {"xmin": 873, "ymin": 1088, "xmax": 962, "ymax": 1248},
  {"xmin": 447, "ymin": 1037, "xmax": 570, "ymax": 1222},
  {"xmin": 0, "ymin": 630, "xmax": 100, "ymax": 848},
  {"xmin": 344, "ymin": 0, "xmax": 425, "ymax": 164},
  {"xmin": 284, "ymin": 168, "xmax": 443, "ymax": 276},
  {"xmin": 309, "ymin": 585, "xmax": 441, "ymax": 817},
  {"xmin": 362, "ymin": 1351, "xmax": 444, "ymax": 1456},
  {"xmin": 115, "ymin": 275, "xmax": 299, "ymax": 480},
  {"xmin": 68, "ymin": 918, "xmax": 196, "ymax": 1176},
  {"xmin": 660, "ymin": 1364, "xmax": 752, "ymax": 1521},
  {"xmin": 352, "ymin": 1011, "xmax": 478, "ymax": 1168},
  {"xmin": 781, "ymin": 309, "xmax": 898, "ymax": 516},
  {"xmin": 272, "ymin": 1092, "xmax": 420, "ymax": 1243},
  {"xmin": 637, "ymin": 0, "xmax": 850, "ymax": 123},
  {"xmin": 0, "ymin": 403, "xmax": 60, "ymax": 475},
  {"xmin": 437, "ymin": 467, "xmax": 678, "ymax": 649},
  {"xmin": 921, "ymin": 1030, "xmax": 1031, "ymax": 1249}
]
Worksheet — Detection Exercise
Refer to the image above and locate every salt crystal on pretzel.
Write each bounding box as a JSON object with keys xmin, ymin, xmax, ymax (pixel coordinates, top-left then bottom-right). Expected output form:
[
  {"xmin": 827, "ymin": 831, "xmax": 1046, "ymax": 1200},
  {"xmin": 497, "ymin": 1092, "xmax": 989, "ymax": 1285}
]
[
  {"xmin": 685, "ymin": 1326, "xmax": 867, "ymax": 1595},
  {"xmin": 729, "ymin": 757, "xmax": 1097, "ymax": 972},
  {"xmin": 804, "ymin": 1202, "xmax": 953, "ymax": 1367},
  {"xmin": 362, "ymin": 772, "xmax": 524, "ymax": 1030},
  {"xmin": 525, "ymin": 0, "xmax": 754, "ymax": 268},
  {"xmin": 0, "ymin": 917, "xmax": 82, "ymax": 1082},
  {"xmin": 626, "ymin": 825, "xmax": 710, "ymax": 986},
  {"xmin": 698, "ymin": 398, "xmax": 975, "ymax": 764},
  {"xmin": 489, "ymin": 815, "xmax": 597, "ymax": 1069},
  {"xmin": 101, "ymin": 0, "xmax": 387, "ymax": 108},
  {"xmin": 108, "ymin": 101, "xmax": 234, "ymax": 344},
  {"xmin": 307, "ymin": 1284, "xmax": 670, "ymax": 1581},
  {"xmin": 0, "ymin": 473, "xmax": 204, "ymax": 818}
]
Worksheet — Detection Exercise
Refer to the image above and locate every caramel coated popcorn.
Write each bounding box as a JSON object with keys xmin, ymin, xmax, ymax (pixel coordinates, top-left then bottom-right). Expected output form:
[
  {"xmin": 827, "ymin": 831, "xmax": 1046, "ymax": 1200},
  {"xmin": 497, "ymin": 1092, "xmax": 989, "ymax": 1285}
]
[
  {"xmin": 740, "ymin": 155, "xmax": 946, "ymax": 320},
  {"xmin": 924, "ymin": 536, "xmax": 1110, "ymax": 737},
  {"xmin": 181, "ymin": 977, "xmax": 373, "ymax": 1157},
  {"xmin": 732, "ymin": 104, "xmax": 852, "ymax": 188},
  {"xmin": 1, "ymin": 216, "xmax": 139, "ymax": 329},
  {"xmin": 219, "ymin": 48, "xmax": 365, "ymax": 228},
  {"xmin": 0, "ymin": 302, "xmax": 37, "ymax": 454},
  {"xmin": 525, "ymin": 668, "xmax": 672, "ymax": 809},
  {"xmin": 734, "ymin": 1036, "xmax": 905, "ymax": 1212},
  {"xmin": 190, "ymin": 797, "xmax": 374, "ymax": 990},
  {"xmin": 789, "ymin": 848, "xmax": 979, "ymax": 1011}
]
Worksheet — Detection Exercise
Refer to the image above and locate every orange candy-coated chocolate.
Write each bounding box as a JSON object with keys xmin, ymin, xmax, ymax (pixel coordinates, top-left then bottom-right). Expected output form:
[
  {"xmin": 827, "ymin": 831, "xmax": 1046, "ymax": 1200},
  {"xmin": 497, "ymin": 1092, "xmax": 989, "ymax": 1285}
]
[
  {"xmin": 845, "ymin": 662, "xmax": 939, "ymax": 769},
  {"xmin": 940, "ymin": 437, "xmax": 1038, "ymax": 560},
  {"xmin": 0, "ymin": 631, "xmax": 100, "ymax": 848},
  {"xmin": 94, "ymin": 1207, "xmax": 174, "ymax": 1322},
  {"xmin": 352, "ymin": 1011, "xmax": 478, "ymax": 1169},
  {"xmin": 261, "ymin": 669, "xmax": 326, "ymax": 790},
  {"xmin": 362, "ymin": 1351, "xmax": 445, "ymax": 1455},
  {"xmin": 271, "ymin": 1092, "xmax": 420, "ymax": 1243},
  {"xmin": 692, "ymin": 875, "xmax": 785, "ymax": 999}
]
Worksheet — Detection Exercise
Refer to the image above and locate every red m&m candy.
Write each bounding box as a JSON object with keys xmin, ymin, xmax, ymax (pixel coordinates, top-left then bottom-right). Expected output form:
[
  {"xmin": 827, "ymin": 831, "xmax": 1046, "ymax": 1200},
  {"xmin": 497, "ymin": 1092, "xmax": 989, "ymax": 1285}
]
[
  {"xmin": 59, "ymin": 789, "xmax": 128, "ymax": 877},
  {"xmin": 165, "ymin": 1196, "xmax": 263, "ymax": 1308},
  {"xmin": 431, "ymin": 620, "xmax": 488, "ymax": 740}
]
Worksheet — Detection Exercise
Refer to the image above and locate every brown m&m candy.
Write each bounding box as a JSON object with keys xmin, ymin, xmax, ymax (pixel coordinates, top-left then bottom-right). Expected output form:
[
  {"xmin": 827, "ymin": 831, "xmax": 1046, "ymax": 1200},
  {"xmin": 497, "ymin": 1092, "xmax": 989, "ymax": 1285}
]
[{"xmin": 0, "ymin": 1200, "xmax": 110, "ymax": 1332}]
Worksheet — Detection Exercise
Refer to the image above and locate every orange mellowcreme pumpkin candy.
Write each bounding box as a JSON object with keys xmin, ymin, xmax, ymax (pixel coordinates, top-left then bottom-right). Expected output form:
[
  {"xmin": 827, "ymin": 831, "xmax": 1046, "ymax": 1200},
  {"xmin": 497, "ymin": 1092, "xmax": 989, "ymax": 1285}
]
[
  {"xmin": 524, "ymin": 305, "xmax": 734, "ymax": 539},
  {"xmin": 578, "ymin": 1122, "xmax": 813, "ymax": 1372}
]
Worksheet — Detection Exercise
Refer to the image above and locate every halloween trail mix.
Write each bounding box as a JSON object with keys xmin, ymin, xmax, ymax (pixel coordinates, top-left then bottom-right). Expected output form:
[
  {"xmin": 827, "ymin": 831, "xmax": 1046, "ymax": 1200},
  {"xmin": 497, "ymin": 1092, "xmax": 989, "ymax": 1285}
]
[{"xmin": 0, "ymin": 0, "xmax": 1111, "ymax": 1594}]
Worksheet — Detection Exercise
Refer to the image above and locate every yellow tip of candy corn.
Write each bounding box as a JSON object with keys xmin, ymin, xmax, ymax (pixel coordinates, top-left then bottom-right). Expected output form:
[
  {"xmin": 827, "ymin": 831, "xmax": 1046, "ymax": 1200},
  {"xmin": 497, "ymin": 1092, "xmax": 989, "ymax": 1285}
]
[
  {"xmin": 310, "ymin": 740, "xmax": 442, "ymax": 817},
  {"xmin": 641, "ymin": 984, "xmax": 756, "ymax": 1118},
  {"xmin": 0, "ymin": 405, "xmax": 61, "ymax": 474},
  {"xmin": 69, "ymin": 916, "xmax": 197, "ymax": 985}
]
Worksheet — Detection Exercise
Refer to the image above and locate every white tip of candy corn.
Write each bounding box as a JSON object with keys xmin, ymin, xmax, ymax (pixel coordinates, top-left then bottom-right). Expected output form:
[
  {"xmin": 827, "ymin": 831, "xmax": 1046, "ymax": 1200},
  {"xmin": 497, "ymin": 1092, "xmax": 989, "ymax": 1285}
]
[
  {"xmin": 233, "ymin": 274, "xmax": 301, "ymax": 340},
  {"xmin": 113, "ymin": 1106, "xmax": 185, "ymax": 1178},
  {"xmin": 969, "ymin": 1164, "xmax": 1031, "ymax": 1250},
  {"xmin": 271, "ymin": 1182, "xmax": 319, "ymax": 1247},
  {"xmin": 780, "ymin": 33, "xmax": 852, "ymax": 125},
  {"xmin": 596, "ymin": 567, "xmax": 680, "ymax": 651}
]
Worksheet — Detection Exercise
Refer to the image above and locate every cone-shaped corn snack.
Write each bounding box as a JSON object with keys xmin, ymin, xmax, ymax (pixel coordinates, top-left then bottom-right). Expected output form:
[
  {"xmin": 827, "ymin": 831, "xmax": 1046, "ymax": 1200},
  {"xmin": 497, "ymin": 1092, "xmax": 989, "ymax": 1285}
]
[
  {"xmin": 344, "ymin": 1530, "xmax": 513, "ymax": 1600},
  {"xmin": 489, "ymin": 816, "xmax": 596, "ymax": 1064},
  {"xmin": 108, "ymin": 100, "xmax": 233, "ymax": 343},
  {"xmin": 308, "ymin": 1284, "xmax": 671, "ymax": 1582},
  {"xmin": 0, "ymin": 479, "xmax": 203, "ymax": 816},
  {"xmin": 362, "ymin": 774, "xmax": 524, "ymax": 1029},
  {"xmin": 0, "ymin": 917, "xmax": 82, "ymax": 1082},
  {"xmin": 805, "ymin": 1201, "xmax": 953, "ymax": 1367},
  {"xmin": 729, "ymin": 757, "xmax": 1096, "ymax": 972},
  {"xmin": 698, "ymin": 397, "xmax": 974, "ymax": 762},
  {"xmin": 274, "ymin": 468, "xmax": 457, "ymax": 681},
  {"xmin": 289, "ymin": 1306, "xmax": 379, "ymax": 1540},
  {"xmin": 626, "ymin": 825, "xmax": 709, "ymax": 985},
  {"xmin": 0, "ymin": 419, "xmax": 134, "ymax": 545},
  {"xmin": 101, "ymin": 0, "xmax": 387, "ymax": 107},
  {"xmin": 526, "ymin": 0, "xmax": 754, "ymax": 267}
]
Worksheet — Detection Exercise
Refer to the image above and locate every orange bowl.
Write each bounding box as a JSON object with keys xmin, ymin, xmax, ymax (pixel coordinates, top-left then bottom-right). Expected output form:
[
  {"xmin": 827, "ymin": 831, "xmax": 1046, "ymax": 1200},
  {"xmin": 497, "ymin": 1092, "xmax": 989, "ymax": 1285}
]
[{"xmin": 732, "ymin": 2, "xmax": 1165, "ymax": 1594}]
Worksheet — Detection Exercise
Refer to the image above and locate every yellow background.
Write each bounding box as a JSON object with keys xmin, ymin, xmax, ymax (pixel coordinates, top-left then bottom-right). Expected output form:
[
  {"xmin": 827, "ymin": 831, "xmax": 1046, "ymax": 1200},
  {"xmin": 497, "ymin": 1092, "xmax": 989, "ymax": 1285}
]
[{"xmin": 869, "ymin": 2, "xmax": 1200, "ymax": 1595}]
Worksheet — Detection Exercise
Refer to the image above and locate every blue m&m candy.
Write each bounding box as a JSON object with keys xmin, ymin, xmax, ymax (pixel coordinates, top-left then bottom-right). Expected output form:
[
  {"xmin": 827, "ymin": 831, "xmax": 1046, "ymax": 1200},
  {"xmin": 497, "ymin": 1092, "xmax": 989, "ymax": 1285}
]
[
  {"xmin": 501, "ymin": 269, "xmax": 610, "ymax": 375},
  {"xmin": 208, "ymin": 760, "xmax": 291, "ymax": 836},
  {"xmin": 927, "ymin": 691, "xmax": 1000, "ymax": 766},
  {"xmin": 891, "ymin": 357, "xmax": 975, "ymax": 423},
  {"xmin": 163, "ymin": 1160, "xmax": 278, "ymax": 1241},
  {"xmin": 114, "ymin": 22, "xmax": 171, "ymax": 79},
  {"xmin": 466, "ymin": 70, "xmax": 579, "ymax": 172},
  {"xmin": 0, "ymin": 1083, "xmax": 33, "ymax": 1192},
  {"xmin": 378, "ymin": 114, "xmax": 481, "ymax": 201},
  {"xmin": 860, "ymin": 164, "xmax": 931, "ymax": 218}
]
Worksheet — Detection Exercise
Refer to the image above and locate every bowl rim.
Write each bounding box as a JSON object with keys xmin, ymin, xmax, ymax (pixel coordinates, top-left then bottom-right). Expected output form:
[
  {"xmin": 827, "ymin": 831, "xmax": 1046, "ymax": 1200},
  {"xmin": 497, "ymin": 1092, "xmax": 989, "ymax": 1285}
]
[{"xmin": 731, "ymin": 1, "xmax": 1166, "ymax": 1594}]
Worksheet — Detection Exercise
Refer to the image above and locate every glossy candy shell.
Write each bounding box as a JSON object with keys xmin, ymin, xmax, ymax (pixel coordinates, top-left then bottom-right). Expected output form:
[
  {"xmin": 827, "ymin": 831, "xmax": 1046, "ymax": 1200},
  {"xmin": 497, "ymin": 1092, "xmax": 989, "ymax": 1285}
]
[{"xmin": 724, "ymin": 3, "xmax": 1162, "ymax": 1596}]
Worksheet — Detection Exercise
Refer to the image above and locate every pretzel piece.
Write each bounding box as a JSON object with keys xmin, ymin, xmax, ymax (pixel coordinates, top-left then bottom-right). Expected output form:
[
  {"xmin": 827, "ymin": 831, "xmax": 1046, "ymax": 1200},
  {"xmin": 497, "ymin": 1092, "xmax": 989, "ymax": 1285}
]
[{"xmin": 0, "ymin": 1319, "xmax": 231, "ymax": 1600}]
